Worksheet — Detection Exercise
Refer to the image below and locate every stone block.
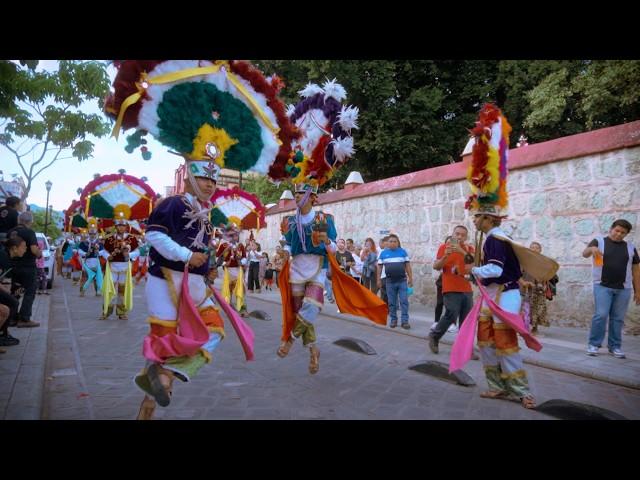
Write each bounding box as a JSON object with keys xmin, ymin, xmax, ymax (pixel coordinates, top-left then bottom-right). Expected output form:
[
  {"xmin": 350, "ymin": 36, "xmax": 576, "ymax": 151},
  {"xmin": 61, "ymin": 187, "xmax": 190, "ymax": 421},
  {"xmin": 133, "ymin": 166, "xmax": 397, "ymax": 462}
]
[
  {"xmin": 572, "ymin": 158, "xmax": 592, "ymax": 182},
  {"xmin": 513, "ymin": 218, "xmax": 533, "ymax": 241},
  {"xmin": 574, "ymin": 218, "xmax": 595, "ymax": 236},
  {"xmin": 512, "ymin": 197, "xmax": 528, "ymax": 217},
  {"xmin": 625, "ymin": 151, "xmax": 640, "ymax": 176},
  {"xmin": 429, "ymin": 206, "xmax": 440, "ymax": 222},
  {"xmin": 553, "ymin": 217, "xmax": 573, "ymax": 239},
  {"xmin": 550, "ymin": 192, "xmax": 572, "ymax": 214},
  {"xmin": 508, "ymin": 171, "xmax": 524, "ymax": 192},
  {"xmin": 529, "ymin": 193, "xmax": 546, "ymax": 215},
  {"xmin": 552, "ymin": 162, "xmax": 571, "ymax": 184},
  {"xmin": 441, "ymin": 203, "xmax": 452, "ymax": 222},
  {"xmin": 524, "ymin": 170, "xmax": 540, "ymax": 189},
  {"xmin": 448, "ymin": 183, "xmax": 462, "ymax": 201},
  {"xmin": 452, "ymin": 201, "xmax": 465, "ymax": 223},
  {"xmin": 538, "ymin": 164, "xmax": 555, "ymax": 186},
  {"xmin": 535, "ymin": 217, "xmax": 553, "ymax": 239},
  {"xmin": 611, "ymin": 183, "xmax": 634, "ymax": 208},
  {"xmin": 436, "ymin": 185, "xmax": 448, "ymax": 203},
  {"xmin": 590, "ymin": 190, "xmax": 606, "ymax": 210}
]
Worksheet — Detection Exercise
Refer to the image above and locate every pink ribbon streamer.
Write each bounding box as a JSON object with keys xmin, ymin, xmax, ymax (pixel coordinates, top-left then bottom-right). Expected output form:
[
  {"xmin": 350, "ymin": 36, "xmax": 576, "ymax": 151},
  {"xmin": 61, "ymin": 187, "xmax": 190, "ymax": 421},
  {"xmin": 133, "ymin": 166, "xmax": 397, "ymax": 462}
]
[
  {"xmin": 449, "ymin": 277, "xmax": 542, "ymax": 373},
  {"xmin": 142, "ymin": 267, "xmax": 210, "ymax": 363},
  {"xmin": 211, "ymin": 288, "xmax": 255, "ymax": 361}
]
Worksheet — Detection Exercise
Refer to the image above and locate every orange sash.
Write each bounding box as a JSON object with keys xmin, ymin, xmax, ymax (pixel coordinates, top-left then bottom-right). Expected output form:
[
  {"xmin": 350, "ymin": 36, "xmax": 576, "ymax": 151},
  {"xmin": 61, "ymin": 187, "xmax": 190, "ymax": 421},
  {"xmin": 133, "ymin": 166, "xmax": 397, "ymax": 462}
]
[{"xmin": 278, "ymin": 253, "xmax": 388, "ymax": 342}]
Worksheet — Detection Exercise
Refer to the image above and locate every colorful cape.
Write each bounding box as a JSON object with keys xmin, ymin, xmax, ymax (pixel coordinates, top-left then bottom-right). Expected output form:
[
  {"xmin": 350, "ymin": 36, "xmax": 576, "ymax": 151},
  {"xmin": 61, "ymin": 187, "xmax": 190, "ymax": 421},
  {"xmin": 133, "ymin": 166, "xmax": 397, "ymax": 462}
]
[{"xmin": 279, "ymin": 251, "xmax": 388, "ymax": 342}]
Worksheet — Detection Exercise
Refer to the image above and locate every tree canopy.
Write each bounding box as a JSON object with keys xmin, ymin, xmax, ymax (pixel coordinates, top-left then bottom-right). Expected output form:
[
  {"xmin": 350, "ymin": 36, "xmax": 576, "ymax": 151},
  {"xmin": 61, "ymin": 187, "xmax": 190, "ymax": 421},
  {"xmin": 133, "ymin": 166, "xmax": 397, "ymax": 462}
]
[
  {"xmin": 253, "ymin": 60, "xmax": 640, "ymax": 192},
  {"xmin": 0, "ymin": 60, "xmax": 112, "ymax": 201}
]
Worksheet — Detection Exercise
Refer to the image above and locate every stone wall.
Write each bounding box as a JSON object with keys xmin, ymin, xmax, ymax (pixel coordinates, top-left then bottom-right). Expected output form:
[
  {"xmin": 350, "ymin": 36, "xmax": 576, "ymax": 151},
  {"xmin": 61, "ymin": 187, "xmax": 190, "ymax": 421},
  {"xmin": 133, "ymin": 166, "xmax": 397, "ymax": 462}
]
[{"xmin": 256, "ymin": 122, "xmax": 640, "ymax": 330}]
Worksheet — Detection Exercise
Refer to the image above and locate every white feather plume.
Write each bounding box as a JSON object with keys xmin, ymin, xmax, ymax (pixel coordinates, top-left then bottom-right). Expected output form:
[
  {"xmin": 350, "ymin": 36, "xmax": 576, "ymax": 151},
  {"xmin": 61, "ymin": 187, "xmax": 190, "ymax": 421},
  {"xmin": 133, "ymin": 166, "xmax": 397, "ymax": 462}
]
[
  {"xmin": 286, "ymin": 104, "xmax": 296, "ymax": 118},
  {"xmin": 337, "ymin": 105, "xmax": 359, "ymax": 132},
  {"xmin": 322, "ymin": 78, "xmax": 347, "ymax": 102},
  {"xmin": 298, "ymin": 83, "xmax": 323, "ymax": 98},
  {"xmin": 331, "ymin": 136, "xmax": 355, "ymax": 163}
]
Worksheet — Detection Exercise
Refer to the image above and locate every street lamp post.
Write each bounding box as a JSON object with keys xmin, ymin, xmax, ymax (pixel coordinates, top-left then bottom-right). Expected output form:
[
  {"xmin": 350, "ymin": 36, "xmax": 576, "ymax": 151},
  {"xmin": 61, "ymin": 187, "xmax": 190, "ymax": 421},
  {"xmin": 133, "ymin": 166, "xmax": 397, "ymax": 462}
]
[{"xmin": 44, "ymin": 180, "xmax": 52, "ymax": 236}]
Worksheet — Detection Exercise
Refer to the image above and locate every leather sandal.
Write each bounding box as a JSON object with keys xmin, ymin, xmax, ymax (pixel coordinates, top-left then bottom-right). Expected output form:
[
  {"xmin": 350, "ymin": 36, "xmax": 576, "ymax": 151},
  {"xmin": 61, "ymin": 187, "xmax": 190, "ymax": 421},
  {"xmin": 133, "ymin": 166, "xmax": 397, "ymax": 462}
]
[
  {"xmin": 276, "ymin": 338, "xmax": 294, "ymax": 358},
  {"xmin": 309, "ymin": 345, "xmax": 320, "ymax": 375},
  {"xmin": 521, "ymin": 394, "xmax": 536, "ymax": 409},
  {"xmin": 146, "ymin": 364, "xmax": 173, "ymax": 407},
  {"xmin": 480, "ymin": 390, "xmax": 510, "ymax": 399}
]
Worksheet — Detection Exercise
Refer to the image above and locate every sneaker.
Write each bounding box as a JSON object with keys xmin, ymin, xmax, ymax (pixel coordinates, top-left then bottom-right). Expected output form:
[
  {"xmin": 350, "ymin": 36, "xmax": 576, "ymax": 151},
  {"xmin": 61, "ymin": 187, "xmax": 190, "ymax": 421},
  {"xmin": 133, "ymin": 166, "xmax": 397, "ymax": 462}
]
[
  {"xmin": 0, "ymin": 334, "xmax": 20, "ymax": 346},
  {"xmin": 389, "ymin": 322, "xmax": 397, "ymax": 328},
  {"xmin": 428, "ymin": 334, "xmax": 439, "ymax": 354},
  {"xmin": 448, "ymin": 324, "xmax": 459, "ymax": 334},
  {"xmin": 586, "ymin": 345, "xmax": 599, "ymax": 356},
  {"xmin": 17, "ymin": 320, "xmax": 40, "ymax": 328},
  {"xmin": 609, "ymin": 348, "xmax": 626, "ymax": 359},
  {"xmin": 401, "ymin": 323, "xmax": 411, "ymax": 330}
]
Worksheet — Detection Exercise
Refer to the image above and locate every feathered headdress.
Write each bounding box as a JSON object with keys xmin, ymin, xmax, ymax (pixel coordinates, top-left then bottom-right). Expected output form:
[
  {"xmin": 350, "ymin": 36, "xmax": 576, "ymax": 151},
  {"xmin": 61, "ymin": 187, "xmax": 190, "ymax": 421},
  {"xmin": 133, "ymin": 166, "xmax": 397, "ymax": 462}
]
[
  {"xmin": 210, "ymin": 186, "xmax": 266, "ymax": 232},
  {"xmin": 464, "ymin": 103, "xmax": 512, "ymax": 217},
  {"xmin": 282, "ymin": 78, "xmax": 359, "ymax": 192},
  {"xmin": 79, "ymin": 172, "xmax": 156, "ymax": 222},
  {"xmin": 104, "ymin": 60, "xmax": 298, "ymax": 179}
]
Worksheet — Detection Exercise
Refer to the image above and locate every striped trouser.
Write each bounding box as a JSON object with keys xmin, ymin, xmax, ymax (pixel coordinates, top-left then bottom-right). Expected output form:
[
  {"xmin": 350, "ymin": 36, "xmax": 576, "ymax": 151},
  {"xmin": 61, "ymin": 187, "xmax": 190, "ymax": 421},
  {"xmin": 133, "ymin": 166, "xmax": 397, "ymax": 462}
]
[{"xmin": 477, "ymin": 285, "xmax": 530, "ymax": 398}]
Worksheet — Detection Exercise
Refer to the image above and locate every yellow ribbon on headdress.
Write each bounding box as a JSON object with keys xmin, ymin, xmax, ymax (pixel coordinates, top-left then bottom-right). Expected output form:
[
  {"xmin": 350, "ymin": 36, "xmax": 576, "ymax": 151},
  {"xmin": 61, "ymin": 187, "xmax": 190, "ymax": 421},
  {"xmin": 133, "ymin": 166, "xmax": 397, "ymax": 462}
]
[
  {"xmin": 111, "ymin": 61, "xmax": 281, "ymax": 141},
  {"xmin": 111, "ymin": 64, "xmax": 226, "ymax": 139}
]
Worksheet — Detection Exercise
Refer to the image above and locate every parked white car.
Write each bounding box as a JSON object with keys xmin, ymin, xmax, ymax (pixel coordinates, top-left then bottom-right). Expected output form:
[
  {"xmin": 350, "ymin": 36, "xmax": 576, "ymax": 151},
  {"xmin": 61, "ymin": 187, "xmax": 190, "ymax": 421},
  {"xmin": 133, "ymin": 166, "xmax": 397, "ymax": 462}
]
[{"xmin": 35, "ymin": 232, "xmax": 56, "ymax": 289}]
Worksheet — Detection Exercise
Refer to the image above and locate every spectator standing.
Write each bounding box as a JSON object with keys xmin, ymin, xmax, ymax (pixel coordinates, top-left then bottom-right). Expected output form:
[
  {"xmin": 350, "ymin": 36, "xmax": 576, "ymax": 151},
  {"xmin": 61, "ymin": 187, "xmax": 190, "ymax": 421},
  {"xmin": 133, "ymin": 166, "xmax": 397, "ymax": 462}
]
[
  {"xmin": 520, "ymin": 241, "xmax": 559, "ymax": 334},
  {"xmin": 0, "ymin": 196, "xmax": 22, "ymax": 243},
  {"xmin": 246, "ymin": 240, "xmax": 262, "ymax": 293},
  {"xmin": 377, "ymin": 233, "xmax": 413, "ymax": 329},
  {"xmin": 259, "ymin": 252, "xmax": 268, "ymax": 290},
  {"xmin": 429, "ymin": 226, "xmax": 475, "ymax": 349},
  {"xmin": 377, "ymin": 236, "xmax": 389, "ymax": 303},
  {"xmin": 350, "ymin": 244, "xmax": 364, "ymax": 283},
  {"xmin": 263, "ymin": 262, "xmax": 276, "ymax": 291},
  {"xmin": 584, "ymin": 219, "xmax": 640, "ymax": 358},
  {"xmin": 360, "ymin": 237, "xmax": 378, "ymax": 292},
  {"xmin": 335, "ymin": 239, "xmax": 355, "ymax": 277},
  {"xmin": 35, "ymin": 238, "xmax": 48, "ymax": 294},
  {"xmin": 7, "ymin": 211, "xmax": 41, "ymax": 328},
  {"xmin": 431, "ymin": 235, "xmax": 452, "ymax": 332}
]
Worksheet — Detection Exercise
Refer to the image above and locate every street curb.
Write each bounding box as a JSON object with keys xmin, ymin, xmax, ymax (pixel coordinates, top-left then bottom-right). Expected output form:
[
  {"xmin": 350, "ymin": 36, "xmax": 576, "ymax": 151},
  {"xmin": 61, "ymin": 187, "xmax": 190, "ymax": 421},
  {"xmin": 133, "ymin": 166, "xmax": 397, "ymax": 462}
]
[
  {"xmin": 250, "ymin": 295, "xmax": 640, "ymax": 391},
  {"xmin": 3, "ymin": 293, "xmax": 51, "ymax": 419}
]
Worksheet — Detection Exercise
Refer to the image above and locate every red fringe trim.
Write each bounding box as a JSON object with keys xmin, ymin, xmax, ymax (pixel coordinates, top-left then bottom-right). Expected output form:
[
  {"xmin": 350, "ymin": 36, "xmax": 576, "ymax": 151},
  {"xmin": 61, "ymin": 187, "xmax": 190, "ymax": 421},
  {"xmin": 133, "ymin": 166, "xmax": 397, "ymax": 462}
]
[
  {"xmin": 105, "ymin": 60, "xmax": 165, "ymax": 130},
  {"xmin": 229, "ymin": 61, "xmax": 300, "ymax": 181}
]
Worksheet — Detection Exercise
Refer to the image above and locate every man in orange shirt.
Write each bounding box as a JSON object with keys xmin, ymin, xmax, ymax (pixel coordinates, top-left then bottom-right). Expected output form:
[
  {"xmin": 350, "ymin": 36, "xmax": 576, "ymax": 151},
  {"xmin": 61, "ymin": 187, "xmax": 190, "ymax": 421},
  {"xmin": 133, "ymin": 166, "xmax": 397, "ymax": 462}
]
[{"xmin": 429, "ymin": 225, "xmax": 475, "ymax": 354}]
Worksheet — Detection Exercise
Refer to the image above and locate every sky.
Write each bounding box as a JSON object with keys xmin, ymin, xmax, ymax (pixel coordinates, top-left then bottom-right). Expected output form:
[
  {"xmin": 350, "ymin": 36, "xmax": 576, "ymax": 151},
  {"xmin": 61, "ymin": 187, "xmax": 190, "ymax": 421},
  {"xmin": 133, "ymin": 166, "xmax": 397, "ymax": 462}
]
[{"xmin": 1, "ymin": 60, "xmax": 183, "ymax": 212}]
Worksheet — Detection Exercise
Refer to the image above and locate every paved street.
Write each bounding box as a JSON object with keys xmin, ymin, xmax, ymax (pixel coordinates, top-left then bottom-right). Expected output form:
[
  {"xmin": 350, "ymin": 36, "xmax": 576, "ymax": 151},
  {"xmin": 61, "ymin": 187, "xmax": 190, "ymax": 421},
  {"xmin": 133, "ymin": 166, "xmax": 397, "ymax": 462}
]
[{"xmin": 2, "ymin": 278, "xmax": 640, "ymax": 420}]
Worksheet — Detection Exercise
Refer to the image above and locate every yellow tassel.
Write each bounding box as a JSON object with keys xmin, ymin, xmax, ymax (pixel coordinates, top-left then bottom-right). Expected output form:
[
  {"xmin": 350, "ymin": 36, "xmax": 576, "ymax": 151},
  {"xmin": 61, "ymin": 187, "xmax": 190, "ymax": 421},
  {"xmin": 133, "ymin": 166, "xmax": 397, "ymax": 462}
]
[
  {"xmin": 235, "ymin": 266, "xmax": 245, "ymax": 312},
  {"xmin": 221, "ymin": 267, "xmax": 231, "ymax": 304},
  {"xmin": 102, "ymin": 262, "xmax": 116, "ymax": 315}
]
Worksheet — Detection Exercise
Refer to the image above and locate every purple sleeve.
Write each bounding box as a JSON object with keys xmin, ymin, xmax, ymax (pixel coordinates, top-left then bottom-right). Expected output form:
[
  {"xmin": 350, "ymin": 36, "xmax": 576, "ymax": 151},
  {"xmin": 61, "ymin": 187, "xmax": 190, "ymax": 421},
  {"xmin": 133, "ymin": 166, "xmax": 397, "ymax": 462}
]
[
  {"xmin": 146, "ymin": 197, "xmax": 186, "ymax": 235},
  {"xmin": 484, "ymin": 236, "xmax": 507, "ymax": 267}
]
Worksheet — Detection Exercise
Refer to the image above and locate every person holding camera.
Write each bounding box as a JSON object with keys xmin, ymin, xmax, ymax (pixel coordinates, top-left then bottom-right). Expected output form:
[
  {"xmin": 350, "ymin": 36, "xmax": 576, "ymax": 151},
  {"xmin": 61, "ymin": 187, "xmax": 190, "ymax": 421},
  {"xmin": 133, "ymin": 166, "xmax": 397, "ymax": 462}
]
[{"xmin": 429, "ymin": 226, "xmax": 475, "ymax": 351}]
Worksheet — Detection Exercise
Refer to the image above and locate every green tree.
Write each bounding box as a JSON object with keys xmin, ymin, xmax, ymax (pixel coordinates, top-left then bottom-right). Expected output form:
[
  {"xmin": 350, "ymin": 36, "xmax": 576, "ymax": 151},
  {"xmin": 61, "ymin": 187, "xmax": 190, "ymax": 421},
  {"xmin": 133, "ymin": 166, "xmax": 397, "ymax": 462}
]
[
  {"xmin": 242, "ymin": 174, "xmax": 293, "ymax": 205},
  {"xmin": 30, "ymin": 208, "xmax": 62, "ymax": 240},
  {"xmin": 0, "ymin": 60, "xmax": 112, "ymax": 202},
  {"xmin": 254, "ymin": 60, "xmax": 640, "ymax": 184}
]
